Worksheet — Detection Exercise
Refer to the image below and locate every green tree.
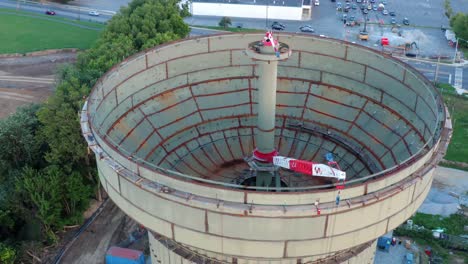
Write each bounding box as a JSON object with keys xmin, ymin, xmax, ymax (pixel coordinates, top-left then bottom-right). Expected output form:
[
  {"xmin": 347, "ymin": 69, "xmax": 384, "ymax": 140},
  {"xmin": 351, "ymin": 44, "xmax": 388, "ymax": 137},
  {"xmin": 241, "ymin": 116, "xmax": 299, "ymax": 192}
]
[
  {"xmin": 444, "ymin": 0, "xmax": 453, "ymax": 18},
  {"xmin": 17, "ymin": 167, "xmax": 62, "ymax": 242},
  {"xmin": 0, "ymin": 242, "xmax": 16, "ymax": 264},
  {"xmin": 0, "ymin": 105, "xmax": 44, "ymax": 241},
  {"xmin": 180, "ymin": 0, "xmax": 192, "ymax": 17},
  {"xmin": 218, "ymin": 16, "xmax": 232, "ymax": 29},
  {"xmin": 450, "ymin": 13, "xmax": 468, "ymax": 48},
  {"xmin": 0, "ymin": 104, "xmax": 42, "ymax": 178},
  {"xmin": 0, "ymin": 0, "xmax": 192, "ymax": 256},
  {"xmin": 16, "ymin": 166, "xmax": 92, "ymax": 243}
]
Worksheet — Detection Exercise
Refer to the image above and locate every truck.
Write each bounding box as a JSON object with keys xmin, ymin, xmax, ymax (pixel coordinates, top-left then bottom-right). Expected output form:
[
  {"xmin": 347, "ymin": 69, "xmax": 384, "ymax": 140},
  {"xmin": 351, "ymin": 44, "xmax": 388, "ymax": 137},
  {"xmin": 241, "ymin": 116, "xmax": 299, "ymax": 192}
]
[
  {"xmin": 445, "ymin": 30, "xmax": 457, "ymax": 46},
  {"xmin": 377, "ymin": 237, "xmax": 392, "ymax": 252},
  {"xmin": 106, "ymin": 247, "xmax": 145, "ymax": 264}
]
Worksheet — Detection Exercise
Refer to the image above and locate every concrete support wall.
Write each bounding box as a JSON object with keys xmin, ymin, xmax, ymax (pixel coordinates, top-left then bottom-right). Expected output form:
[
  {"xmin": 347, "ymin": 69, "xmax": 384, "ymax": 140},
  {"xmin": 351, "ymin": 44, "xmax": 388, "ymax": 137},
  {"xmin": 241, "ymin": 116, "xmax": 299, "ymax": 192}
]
[
  {"xmin": 95, "ymin": 144, "xmax": 437, "ymax": 258},
  {"xmin": 148, "ymin": 231, "xmax": 377, "ymax": 263}
]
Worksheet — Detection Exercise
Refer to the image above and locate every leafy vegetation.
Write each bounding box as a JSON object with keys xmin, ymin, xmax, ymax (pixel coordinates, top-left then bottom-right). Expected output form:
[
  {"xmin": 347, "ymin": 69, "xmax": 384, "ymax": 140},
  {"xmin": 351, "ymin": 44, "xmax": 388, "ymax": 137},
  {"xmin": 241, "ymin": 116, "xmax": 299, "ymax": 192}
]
[
  {"xmin": 450, "ymin": 12, "xmax": 468, "ymax": 48},
  {"xmin": 394, "ymin": 213, "xmax": 468, "ymax": 263},
  {"xmin": 393, "ymin": 213, "xmax": 468, "ymax": 263},
  {"xmin": 0, "ymin": 0, "xmax": 189, "ymax": 260},
  {"xmin": 436, "ymin": 84, "xmax": 468, "ymax": 163},
  {"xmin": 0, "ymin": 12, "xmax": 102, "ymax": 53},
  {"xmin": 218, "ymin": 16, "xmax": 232, "ymax": 29},
  {"xmin": 443, "ymin": 0, "xmax": 453, "ymax": 19},
  {"xmin": 0, "ymin": 242, "xmax": 16, "ymax": 264},
  {"xmin": 411, "ymin": 213, "xmax": 467, "ymax": 236}
]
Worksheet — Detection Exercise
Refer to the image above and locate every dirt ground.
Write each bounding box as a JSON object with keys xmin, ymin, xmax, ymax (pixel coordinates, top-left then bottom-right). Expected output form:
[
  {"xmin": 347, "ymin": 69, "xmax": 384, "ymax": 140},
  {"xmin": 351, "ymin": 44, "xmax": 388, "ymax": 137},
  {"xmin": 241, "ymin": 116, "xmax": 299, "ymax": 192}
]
[
  {"xmin": 0, "ymin": 51, "xmax": 150, "ymax": 263},
  {"xmin": 0, "ymin": 52, "xmax": 77, "ymax": 119},
  {"xmin": 56, "ymin": 200, "xmax": 148, "ymax": 264}
]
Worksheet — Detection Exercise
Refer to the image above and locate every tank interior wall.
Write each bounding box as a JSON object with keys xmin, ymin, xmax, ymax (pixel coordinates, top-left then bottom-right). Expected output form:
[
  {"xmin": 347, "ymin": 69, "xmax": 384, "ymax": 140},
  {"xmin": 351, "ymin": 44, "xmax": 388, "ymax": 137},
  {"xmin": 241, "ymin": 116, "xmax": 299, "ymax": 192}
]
[{"xmin": 88, "ymin": 34, "xmax": 443, "ymax": 179}]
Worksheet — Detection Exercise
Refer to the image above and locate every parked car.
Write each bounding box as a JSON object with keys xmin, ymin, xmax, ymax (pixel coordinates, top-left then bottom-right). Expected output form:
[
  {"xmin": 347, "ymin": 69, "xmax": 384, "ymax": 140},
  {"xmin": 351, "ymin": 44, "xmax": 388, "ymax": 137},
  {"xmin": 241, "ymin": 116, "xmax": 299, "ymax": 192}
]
[
  {"xmin": 389, "ymin": 10, "xmax": 396, "ymax": 16},
  {"xmin": 367, "ymin": 4, "xmax": 372, "ymax": 10},
  {"xmin": 352, "ymin": 3, "xmax": 357, "ymax": 9},
  {"xmin": 271, "ymin": 21, "xmax": 286, "ymax": 30},
  {"xmin": 391, "ymin": 17, "xmax": 396, "ymax": 24},
  {"xmin": 356, "ymin": 0, "xmax": 362, "ymax": 3},
  {"xmin": 360, "ymin": 4, "xmax": 366, "ymax": 10},
  {"xmin": 342, "ymin": 14, "xmax": 347, "ymax": 21},
  {"xmin": 45, "ymin": 10, "xmax": 56, "ymax": 15},
  {"xmin": 403, "ymin": 17, "xmax": 410, "ymax": 25},
  {"xmin": 299, "ymin": 25, "xmax": 315, "ymax": 32},
  {"xmin": 382, "ymin": 9, "xmax": 388, "ymax": 15},
  {"xmin": 88, "ymin": 10, "xmax": 100, "ymax": 16},
  {"xmin": 314, "ymin": 0, "xmax": 320, "ymax": 5},
  {"xmin": 363, "ymin": 8, "xmax": 369, "ymax": 14},
  {"xmin": 373, "ymin": 4, "xmax": 378, "ymax": 10},
  {"xmin": 336, "ymin": 2, "xmax": 342, "ymax": 10}
]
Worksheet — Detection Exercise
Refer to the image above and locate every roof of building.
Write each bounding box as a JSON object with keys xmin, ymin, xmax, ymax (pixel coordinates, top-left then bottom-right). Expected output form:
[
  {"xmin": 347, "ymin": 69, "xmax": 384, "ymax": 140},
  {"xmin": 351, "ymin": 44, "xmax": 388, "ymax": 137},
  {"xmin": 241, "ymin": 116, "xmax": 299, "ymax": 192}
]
[
  {"xmin": 192, "ymin": 0, "xmax": 304, "ymax": 8},
  {"xmin": 106, "ymin": 247, "xmax": 143, "ymax": 260}
]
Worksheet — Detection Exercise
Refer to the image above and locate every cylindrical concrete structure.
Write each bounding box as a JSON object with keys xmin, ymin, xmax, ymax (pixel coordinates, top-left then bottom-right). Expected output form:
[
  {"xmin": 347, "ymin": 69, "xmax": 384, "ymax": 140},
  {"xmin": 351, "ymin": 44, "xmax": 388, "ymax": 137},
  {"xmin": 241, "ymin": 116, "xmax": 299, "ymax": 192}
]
[
  {"xmin": 255, "ymin": 59, "xmax": 278, "ymax": 155},
  {"xmin": 81, "ymin": 33, "xmax": 451, "ymax": 264}
]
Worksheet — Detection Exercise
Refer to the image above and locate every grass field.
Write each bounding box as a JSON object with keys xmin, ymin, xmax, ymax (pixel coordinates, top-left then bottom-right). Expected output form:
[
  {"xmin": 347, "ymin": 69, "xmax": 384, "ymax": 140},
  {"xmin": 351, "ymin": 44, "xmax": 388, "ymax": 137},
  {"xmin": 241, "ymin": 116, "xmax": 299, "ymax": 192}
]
[
  {"xmin": 0, "ymin": 10, "xmax": 102, "ymax": 53},
  {"xmin": 437, "ymin": 84, "xmax": 468, "ymax": 163}
]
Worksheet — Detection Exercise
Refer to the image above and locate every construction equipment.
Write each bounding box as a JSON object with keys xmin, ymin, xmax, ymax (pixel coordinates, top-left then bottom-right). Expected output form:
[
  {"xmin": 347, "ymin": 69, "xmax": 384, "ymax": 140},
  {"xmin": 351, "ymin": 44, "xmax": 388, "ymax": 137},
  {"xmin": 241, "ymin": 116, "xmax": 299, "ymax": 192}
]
[
  {"xmin": 273, "ymin": 156, "xmax": 346, "ymax": 181},
  {"xmin": 359, "ymin": 31, "xmax": 369, "ymax": 40},
  {"xmin": 445, "ymin": 29, "xmax": 457, "ymax": 46},
  {"xmin": 359, "ymin": 14, "xmax": 369, "ymax": 40},
  {"xmin": 404, "ymin": 41, "xmax": 419, "ymax": 57}
]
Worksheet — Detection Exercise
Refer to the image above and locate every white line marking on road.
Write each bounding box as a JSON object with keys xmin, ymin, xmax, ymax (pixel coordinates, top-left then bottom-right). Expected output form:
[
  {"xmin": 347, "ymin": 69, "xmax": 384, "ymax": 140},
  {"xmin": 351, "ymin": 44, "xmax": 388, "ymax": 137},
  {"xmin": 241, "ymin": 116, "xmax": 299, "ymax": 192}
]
[{"xmin": 454, "ymin": 68, "xmax": 463, "ymax": 89}]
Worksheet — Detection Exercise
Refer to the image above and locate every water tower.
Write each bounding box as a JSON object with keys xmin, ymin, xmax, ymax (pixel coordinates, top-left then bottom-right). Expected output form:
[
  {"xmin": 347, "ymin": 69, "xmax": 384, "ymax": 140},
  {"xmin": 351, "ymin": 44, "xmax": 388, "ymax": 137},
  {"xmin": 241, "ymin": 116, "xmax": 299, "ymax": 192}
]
[{"xmin": 81, "ymin": 33, "xmax": 451, "ymax": 263}]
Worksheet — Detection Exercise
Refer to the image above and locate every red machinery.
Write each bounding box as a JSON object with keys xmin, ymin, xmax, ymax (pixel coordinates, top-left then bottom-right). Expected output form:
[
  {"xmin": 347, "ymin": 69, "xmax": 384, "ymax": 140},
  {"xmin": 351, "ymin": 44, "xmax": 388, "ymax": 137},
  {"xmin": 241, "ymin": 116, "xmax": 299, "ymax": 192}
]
[
  {"xmin": 273, "ymin": 155, "xmax": 346, "ymax": 191},
  {"xmin": 273, "ymin": 156, "xmax": 346, "ymax": 183}
]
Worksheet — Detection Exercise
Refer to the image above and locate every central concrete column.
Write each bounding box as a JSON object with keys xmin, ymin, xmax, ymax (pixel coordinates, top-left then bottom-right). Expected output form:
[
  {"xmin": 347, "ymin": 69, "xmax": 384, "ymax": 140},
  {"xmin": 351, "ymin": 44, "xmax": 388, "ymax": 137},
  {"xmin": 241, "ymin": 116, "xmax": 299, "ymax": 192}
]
[
  {"xmin": 245, "ymin": 39, "xmax": 291, "ymax": 165},
  {"xmin": 244, "ymin": 38, "xmax": 292, "ymax": 188},
  {"xmin": 256, "ymin": 60, "xmax": 278, "ymax": 154}
]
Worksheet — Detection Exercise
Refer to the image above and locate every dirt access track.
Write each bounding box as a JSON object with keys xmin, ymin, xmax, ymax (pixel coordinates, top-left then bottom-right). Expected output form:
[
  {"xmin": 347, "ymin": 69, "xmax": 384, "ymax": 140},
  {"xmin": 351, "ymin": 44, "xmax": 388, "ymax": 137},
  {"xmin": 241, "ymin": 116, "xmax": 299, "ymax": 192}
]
[{"xmin": 0, "ymin": 51, "xmax": 77, "ymax": 119}]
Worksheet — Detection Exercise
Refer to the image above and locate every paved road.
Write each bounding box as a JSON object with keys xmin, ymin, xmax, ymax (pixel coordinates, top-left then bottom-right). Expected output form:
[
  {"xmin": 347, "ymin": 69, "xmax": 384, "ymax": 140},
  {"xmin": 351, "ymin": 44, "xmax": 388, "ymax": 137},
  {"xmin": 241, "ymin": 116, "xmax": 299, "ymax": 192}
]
[
  {"xmin": 401, "ymin": 59, "xmax": 468, "ymax": 89},
  {"xmin": 2, "ymin": 0, "xmax": 467, "ymax": 90},
  {"xmin": 68, "ymin": 0, "xmax": 130, "ymax": 12},
  {"xmin": 0, "ymin": 0, "xmax": 111, "ymax": 23}
]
